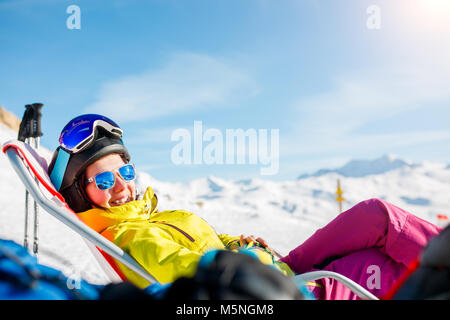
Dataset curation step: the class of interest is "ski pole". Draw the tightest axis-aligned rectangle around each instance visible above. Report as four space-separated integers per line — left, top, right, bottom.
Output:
30 103 43 256
18 105 33 251
18 103 44 256
32 136 40 255
24 171 30 250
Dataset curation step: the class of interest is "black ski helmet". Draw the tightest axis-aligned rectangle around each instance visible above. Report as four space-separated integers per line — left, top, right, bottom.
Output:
48 116 130 213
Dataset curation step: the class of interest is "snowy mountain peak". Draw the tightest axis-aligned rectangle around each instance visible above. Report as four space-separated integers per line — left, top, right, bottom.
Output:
206 176 225 192
298 154 417 179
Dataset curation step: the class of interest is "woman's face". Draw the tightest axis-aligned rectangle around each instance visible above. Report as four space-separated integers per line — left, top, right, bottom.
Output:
84 153 136 208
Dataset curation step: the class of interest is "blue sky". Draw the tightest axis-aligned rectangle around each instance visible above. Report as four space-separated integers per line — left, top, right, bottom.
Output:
1 0 450 182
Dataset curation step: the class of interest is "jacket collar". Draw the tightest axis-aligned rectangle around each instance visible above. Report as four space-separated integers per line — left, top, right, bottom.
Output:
78 187 158 233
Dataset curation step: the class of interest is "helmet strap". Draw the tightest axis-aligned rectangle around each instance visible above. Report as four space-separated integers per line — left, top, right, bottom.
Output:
49 148 71 191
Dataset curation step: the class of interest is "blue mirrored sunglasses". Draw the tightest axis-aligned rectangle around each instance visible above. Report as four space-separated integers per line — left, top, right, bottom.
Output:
59 114 123 154
86 164 136 190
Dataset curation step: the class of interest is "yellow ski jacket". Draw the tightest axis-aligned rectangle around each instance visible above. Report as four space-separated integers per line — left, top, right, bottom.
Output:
78 187 293 288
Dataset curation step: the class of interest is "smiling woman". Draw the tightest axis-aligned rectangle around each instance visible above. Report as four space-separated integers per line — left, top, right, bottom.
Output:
84 154 137 208
48 114 133 213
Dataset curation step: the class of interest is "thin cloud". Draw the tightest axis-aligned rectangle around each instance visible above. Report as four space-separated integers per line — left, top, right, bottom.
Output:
282 62 450 159
298 66 450 134
125 127 179 145
85 52 259 122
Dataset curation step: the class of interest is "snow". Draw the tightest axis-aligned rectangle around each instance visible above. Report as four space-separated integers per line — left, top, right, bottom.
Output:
0 122 449 285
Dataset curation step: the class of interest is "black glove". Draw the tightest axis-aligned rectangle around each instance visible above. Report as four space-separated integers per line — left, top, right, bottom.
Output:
163 250 305 300
394 225 450 300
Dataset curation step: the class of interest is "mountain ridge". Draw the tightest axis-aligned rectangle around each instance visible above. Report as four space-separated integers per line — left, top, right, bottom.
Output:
0 106 20 132
298 154 418 179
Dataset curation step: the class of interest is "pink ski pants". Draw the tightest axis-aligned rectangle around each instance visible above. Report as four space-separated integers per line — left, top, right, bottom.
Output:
280 198 442 300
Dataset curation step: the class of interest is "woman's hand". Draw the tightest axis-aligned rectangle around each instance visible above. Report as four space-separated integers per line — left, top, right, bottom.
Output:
239 234 283 259
239 234 267 247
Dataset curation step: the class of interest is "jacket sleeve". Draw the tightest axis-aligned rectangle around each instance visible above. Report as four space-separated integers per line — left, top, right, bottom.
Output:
218 234 241 250
112 226 204 288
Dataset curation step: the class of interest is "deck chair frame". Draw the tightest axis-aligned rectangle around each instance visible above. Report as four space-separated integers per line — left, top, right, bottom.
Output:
3 139 158 285
3 139 378 300
294 271 378 300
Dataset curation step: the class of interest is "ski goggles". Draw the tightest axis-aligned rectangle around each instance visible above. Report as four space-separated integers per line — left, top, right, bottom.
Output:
86 163 136 190
59 114 123 154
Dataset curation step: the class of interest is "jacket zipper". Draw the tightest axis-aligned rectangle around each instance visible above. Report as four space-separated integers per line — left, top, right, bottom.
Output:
151 221 195 242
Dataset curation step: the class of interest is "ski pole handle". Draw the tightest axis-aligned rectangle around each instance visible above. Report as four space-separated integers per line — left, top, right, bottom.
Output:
30 103 43 138
18 103 44 141
17 105 32 142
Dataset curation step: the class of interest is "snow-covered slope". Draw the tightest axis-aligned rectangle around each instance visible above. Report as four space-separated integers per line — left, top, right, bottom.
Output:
0 122 448 285
138 161 450 255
